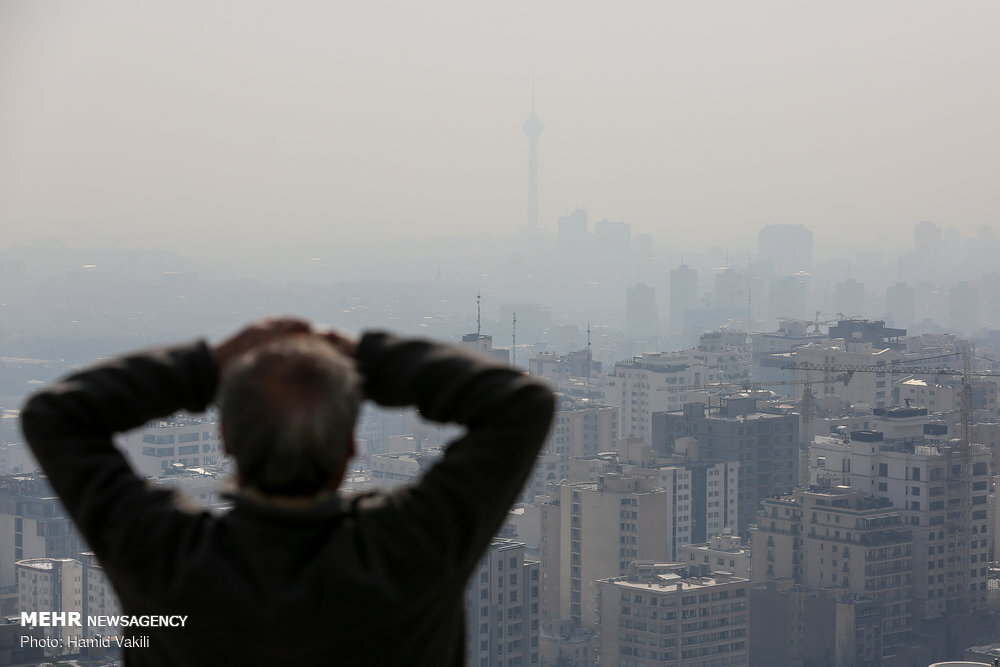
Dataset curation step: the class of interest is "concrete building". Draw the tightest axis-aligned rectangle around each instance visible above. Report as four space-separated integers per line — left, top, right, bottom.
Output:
750 579 886 667
16 558 83 656
653 395 799 536
546 396 618 481
793 340 904 409
828 319 906 352
679 530 750 578
749 486 913 655
460 333 511 365
0 441 36 476
518 397 618 502
116 413 222 477
750 319 827 385
659 461 739 545
465 538 540 667
80 552 121 640
155 466 227 506
540 474 676 629
369 448 443 490
896 378 999 419
808 412 991 620
595 561 750 667
607 354 724 445
539 618 596 667
528 349 600 382
0 474 86 592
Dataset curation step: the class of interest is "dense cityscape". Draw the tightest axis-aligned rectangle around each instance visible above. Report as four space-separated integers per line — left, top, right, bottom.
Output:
4 214 1000 665
3 3 1000 663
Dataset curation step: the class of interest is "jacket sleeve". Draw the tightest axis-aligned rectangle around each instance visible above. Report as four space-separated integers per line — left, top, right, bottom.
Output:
19 342 219 570
353 332 555 585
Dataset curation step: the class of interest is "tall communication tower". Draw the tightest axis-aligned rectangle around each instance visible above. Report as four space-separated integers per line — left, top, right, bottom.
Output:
523 74 544 230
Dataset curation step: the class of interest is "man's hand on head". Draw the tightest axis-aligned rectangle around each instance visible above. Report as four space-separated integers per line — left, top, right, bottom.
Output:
214 318 313 371
319 330 357 359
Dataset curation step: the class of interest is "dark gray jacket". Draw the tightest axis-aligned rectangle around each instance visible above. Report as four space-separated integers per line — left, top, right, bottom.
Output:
21 332 554 665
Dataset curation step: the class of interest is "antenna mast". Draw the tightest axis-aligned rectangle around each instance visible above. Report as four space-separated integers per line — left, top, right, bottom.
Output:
476 291 481 336
747 288 753 384
587 323 592 399
512 312 517 367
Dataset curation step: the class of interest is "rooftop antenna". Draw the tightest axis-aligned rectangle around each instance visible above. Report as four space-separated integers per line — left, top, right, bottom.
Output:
477 291 481 336
747 289 753 384
587 322 593 399
512 312 517 367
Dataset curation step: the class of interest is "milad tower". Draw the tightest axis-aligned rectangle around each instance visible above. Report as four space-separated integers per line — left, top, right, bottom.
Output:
522 84 544 230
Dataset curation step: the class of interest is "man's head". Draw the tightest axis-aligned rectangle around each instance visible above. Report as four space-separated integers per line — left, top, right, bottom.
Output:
218 335 362 496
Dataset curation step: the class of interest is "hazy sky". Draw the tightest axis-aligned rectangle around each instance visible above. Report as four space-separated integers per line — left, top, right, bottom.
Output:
2 1 999 261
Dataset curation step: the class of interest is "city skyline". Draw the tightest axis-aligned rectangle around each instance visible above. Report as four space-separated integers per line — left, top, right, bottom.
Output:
2 1 999 265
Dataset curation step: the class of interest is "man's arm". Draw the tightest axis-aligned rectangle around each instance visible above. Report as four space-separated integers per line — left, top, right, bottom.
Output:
20 342 220 567
352 332 555 584
19 318 311 570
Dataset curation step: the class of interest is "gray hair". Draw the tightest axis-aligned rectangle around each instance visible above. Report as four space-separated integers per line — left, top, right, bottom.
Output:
218 336 362 496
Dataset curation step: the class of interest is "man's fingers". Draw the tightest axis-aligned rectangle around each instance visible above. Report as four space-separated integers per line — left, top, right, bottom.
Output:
319 330 357 357
215 317 313 370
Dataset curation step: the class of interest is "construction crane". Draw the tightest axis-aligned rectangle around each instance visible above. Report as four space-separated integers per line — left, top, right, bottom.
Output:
655 374 849 396
784 353 994 613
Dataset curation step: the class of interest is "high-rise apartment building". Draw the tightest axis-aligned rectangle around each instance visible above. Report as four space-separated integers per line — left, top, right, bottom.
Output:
808 408 991 620
80 552 122 639
531 397 618 490
792 340 904 409
540 474 677 629
0 474 86 591
750 580 886 667
17 558 83 655
465 538 540 667
749 486 913 655
595 561 750 667
607 355 723 445
658 462 739 544
680 530 750 577
653 395 799 535
115 413 222 477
